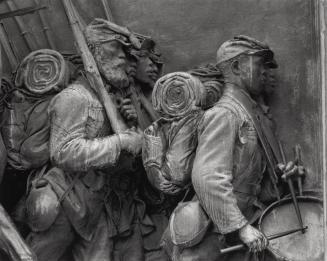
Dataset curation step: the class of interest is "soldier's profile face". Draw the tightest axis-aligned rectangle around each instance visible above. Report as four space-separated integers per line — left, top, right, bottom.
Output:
95 40 130 89
239 54 268 97
135 51 159 87
263 68 277 97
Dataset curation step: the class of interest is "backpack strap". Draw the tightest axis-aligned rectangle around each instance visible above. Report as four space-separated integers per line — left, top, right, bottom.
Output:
224 89 282 200
57 172 82 204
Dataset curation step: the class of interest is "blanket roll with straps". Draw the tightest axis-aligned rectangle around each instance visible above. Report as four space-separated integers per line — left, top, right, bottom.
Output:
152 72 205 118
15 49 69 96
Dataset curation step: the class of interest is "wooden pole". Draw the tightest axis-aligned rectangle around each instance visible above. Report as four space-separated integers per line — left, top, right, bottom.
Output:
100 0 115 22
0 23 18 69
61 0 128 133
318 1 327 260
33 0 56 49
6 0 38 51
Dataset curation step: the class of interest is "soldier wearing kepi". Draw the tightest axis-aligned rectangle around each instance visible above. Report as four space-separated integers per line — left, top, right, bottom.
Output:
127 37 163 130
134 38 163 102
124 37 174 261
162 35 305 261
25 19 152 261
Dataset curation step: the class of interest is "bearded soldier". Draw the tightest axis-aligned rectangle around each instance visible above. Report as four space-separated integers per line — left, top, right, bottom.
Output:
24 19 160 261
162 35 305 261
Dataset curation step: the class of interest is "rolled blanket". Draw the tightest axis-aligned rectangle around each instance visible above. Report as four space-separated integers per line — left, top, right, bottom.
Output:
15 49 68 96
152 72 205 118
201 80 223 109
189 63 223 109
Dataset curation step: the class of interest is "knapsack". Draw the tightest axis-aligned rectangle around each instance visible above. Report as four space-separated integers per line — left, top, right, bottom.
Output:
1 49 71 171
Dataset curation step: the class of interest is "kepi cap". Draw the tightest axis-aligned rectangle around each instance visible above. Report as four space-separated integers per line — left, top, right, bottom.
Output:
216 35 277 68
135 37 164 65
85 18 141 49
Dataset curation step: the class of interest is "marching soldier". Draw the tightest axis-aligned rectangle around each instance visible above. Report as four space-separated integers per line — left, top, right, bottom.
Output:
125 36 173 260
161 35 305 261
24 19 154 261
127 37 163 130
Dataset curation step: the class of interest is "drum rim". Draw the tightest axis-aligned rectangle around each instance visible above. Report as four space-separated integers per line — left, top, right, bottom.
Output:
258 196 323 261
258 195 322 227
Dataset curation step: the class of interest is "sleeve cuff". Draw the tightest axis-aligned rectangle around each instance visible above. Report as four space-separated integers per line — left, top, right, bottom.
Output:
216 218 248 234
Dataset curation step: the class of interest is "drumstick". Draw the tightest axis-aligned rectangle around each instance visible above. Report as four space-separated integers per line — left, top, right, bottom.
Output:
278 140 286 164
294 145 303 196
220 226 308 254
278 141 306 234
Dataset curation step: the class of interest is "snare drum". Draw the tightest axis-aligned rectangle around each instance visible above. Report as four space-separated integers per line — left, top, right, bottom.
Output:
258 196 324 261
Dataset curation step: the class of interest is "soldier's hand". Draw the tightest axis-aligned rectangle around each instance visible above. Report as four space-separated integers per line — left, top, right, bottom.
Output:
239 224 268 252
119 127 143 156
276 161 305 182
160 180 184 195
120 98 138 123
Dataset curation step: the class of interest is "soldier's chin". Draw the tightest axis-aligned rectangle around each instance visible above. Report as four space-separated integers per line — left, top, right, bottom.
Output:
103 71 130 89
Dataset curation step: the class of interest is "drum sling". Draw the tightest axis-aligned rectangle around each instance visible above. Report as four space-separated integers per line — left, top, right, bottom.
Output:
225 88 283 199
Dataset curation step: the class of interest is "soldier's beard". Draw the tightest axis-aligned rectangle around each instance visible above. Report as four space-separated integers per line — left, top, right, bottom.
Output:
98 61 130 90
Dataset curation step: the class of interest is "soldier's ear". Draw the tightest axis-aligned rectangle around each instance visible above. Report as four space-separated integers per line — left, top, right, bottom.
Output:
231 60 241 75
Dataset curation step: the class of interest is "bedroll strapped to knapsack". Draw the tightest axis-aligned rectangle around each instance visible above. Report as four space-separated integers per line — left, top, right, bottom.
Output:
1 49 71 171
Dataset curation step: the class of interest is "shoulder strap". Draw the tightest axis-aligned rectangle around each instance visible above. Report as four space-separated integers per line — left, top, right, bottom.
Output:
225 91 281 200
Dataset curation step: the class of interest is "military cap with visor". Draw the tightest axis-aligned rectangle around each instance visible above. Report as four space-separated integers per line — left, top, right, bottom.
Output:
84 18 141 49
216 35 277 68
129 36 164 67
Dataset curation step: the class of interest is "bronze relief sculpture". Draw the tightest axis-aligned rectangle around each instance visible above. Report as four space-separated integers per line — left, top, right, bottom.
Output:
0 1 323 260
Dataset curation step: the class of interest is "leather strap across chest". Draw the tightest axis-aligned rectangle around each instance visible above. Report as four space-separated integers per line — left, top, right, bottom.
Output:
224 89 282 199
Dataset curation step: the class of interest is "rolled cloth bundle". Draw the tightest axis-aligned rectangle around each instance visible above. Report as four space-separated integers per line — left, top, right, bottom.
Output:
152 72 205 118
15 49 68 96
189 63 224 109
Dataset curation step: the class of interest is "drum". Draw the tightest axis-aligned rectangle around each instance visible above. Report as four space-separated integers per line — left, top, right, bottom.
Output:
258 196 324 261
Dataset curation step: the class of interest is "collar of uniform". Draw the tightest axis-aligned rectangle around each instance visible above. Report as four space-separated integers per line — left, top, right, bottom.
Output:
223 83 258 109
223 84 272 116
